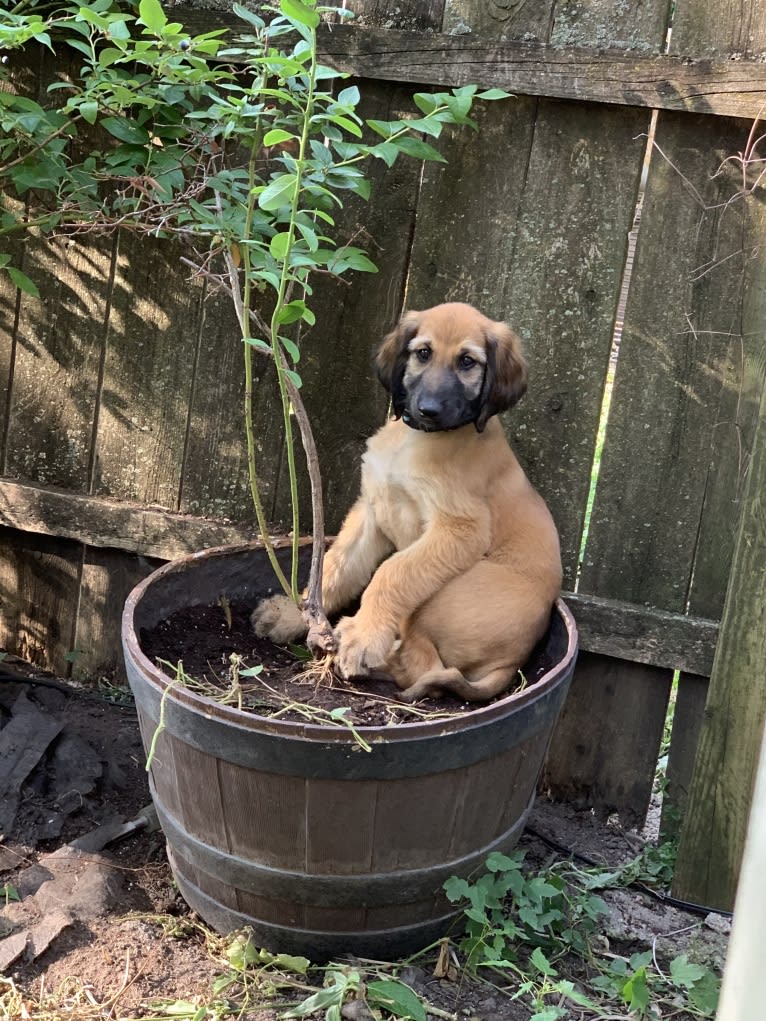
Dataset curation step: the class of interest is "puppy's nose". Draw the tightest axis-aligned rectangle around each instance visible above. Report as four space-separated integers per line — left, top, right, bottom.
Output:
417 397 442 419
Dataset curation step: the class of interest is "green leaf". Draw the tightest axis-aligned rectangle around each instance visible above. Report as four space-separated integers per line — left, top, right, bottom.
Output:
243 336 272 355
278 333 301 361
367 980 426 1021
263 128 294 146
622 967 651 1013
6 267 40 297
282 366 302 389
392 135 447 162
280 0 320 29
101 117 150 144
232 2 266 29
669 954 707 989
412 92 440 115
365 140 400 167
687 968 721 1016
269 232 293 260
239 665 264 677
1 884 20 903
337 85 360 107
529 1008 567 1021
258 173 298 211
477 88 513 100
138 0 167 33
530 947 556 977
78 100 100 124
329 247 377 274
271 953 310 974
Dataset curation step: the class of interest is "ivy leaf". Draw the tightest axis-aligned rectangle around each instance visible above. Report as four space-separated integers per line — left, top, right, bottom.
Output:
622 967 651 1013
669 954 707 989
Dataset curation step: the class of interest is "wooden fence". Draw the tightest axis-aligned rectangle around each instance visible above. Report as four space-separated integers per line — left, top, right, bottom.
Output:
1 0 765 913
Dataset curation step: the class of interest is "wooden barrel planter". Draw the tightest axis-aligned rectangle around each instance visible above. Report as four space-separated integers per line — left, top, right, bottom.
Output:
122 542 578 960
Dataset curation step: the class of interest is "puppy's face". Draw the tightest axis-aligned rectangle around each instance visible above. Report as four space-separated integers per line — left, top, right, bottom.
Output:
376 303 528 433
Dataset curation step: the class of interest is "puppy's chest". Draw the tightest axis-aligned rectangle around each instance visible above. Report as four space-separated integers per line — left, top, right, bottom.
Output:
361 444 426 550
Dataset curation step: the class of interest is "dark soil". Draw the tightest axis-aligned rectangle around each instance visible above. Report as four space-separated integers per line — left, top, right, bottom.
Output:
138 600 556 727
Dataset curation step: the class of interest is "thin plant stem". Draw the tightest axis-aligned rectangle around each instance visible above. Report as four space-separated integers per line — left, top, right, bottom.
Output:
268 26 322 602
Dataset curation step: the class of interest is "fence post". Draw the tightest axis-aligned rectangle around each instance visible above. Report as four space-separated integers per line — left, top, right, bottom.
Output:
672 373 766 910
715 714 766 1020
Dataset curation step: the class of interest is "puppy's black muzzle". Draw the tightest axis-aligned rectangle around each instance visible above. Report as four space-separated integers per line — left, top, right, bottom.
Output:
403 372 484 432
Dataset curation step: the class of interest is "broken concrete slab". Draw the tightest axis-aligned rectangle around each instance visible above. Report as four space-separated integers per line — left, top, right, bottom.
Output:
3 847 124 928
0 909 73 972
0 690 64 832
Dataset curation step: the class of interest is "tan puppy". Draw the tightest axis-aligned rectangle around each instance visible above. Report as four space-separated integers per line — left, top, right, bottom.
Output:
252 302 562 702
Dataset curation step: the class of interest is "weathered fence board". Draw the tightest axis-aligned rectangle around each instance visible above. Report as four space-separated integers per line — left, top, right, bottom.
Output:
542 652 671 829
5 236 114 492
669 0 766 59
71 546 159 682
0 526 81 671
91 238 202 508
316 25 766 118
661 672 709 838
673 370 766 909
177 284 255 524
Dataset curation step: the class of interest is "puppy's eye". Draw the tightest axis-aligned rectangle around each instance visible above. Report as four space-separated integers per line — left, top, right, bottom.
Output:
458 353 476 370
414 347 431 363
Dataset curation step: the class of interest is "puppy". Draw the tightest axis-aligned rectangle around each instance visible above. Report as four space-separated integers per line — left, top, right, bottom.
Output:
252 302 562 702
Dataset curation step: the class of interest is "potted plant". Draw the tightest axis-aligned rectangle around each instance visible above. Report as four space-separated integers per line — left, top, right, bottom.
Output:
1 0 578 958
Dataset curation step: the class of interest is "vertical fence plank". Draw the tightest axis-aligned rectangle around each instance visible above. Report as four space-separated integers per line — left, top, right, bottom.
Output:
0 525 81 670
570 111 766 826
661 672 708 838
669 0 766 58
542 652 672 827
4 236 115 491
92 238 201 509
673 370 766 909
178 285 276 528
72 547 159 683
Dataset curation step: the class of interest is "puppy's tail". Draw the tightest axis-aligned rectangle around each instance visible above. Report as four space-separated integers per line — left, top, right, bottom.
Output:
399 665 518 704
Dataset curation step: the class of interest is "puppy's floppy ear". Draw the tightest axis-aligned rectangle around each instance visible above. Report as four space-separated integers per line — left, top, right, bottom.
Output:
375 311 421 418
475 323 528 432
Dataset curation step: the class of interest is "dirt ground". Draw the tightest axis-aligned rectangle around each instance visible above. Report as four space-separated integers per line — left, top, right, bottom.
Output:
0 659 731 1020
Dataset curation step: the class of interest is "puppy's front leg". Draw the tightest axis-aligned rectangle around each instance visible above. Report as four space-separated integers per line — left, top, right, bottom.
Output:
252 498 392 643
335 509 489 678
321 498 393 616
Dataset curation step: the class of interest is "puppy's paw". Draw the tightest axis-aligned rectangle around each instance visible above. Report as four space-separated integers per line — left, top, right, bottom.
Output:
250 594 306 644
334 614 396 679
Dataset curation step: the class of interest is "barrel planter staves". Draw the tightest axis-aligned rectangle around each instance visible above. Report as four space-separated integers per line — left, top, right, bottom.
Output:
122 542 578 960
